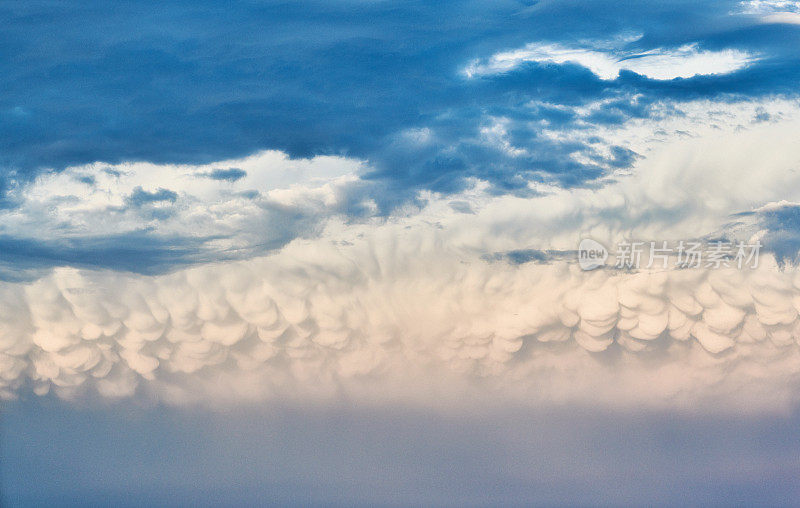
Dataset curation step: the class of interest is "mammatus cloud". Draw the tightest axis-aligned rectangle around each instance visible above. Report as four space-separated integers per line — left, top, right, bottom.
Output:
464 40 757 80
2 98 800 410
1 239 800 412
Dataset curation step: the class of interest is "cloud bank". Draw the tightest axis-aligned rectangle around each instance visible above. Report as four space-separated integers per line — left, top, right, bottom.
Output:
2 237 800 412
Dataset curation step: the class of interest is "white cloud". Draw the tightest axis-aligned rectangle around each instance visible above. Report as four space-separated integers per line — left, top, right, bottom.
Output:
464 41 756 80
761 11 800 23
0 150 369 256
742 0 800 13
740 0 800 23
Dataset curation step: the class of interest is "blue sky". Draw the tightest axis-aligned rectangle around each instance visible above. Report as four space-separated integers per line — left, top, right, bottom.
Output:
4 0 800 505
2 0 800 274
2 1 796 184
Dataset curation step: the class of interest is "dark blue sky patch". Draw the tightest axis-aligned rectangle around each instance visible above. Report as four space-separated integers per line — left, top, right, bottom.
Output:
126 186 178 207
0 204 323 279
485 248 574 265
201 167 247 182
75 174 97 186
0 232 212 281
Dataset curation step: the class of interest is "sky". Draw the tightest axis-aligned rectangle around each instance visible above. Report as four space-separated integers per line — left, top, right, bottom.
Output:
3 0 800 505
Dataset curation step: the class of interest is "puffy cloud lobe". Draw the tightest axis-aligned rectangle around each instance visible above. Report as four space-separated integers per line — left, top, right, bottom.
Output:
2 234 800 411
